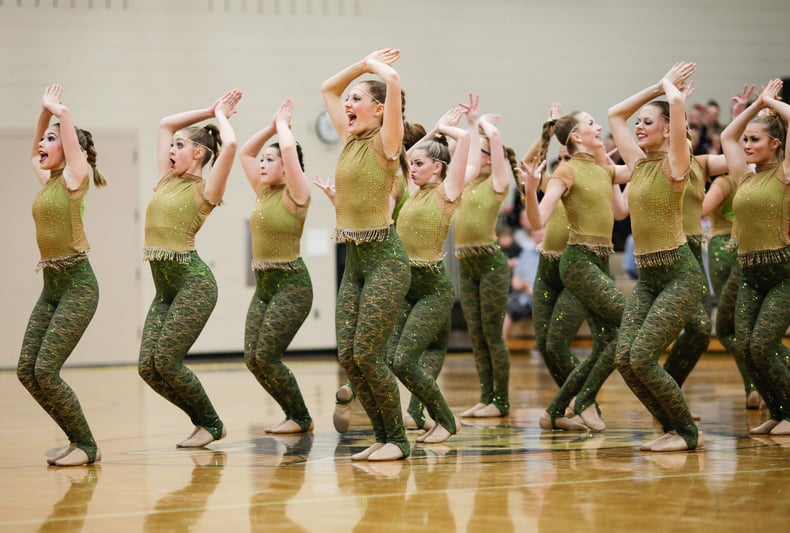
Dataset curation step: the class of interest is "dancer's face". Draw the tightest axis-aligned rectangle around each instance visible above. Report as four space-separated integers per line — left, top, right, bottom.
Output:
259 146 285 185
409 148 442 187
570 112 604 151
37 126 65 171
344 84 383 135
634 106 669 151
168 131 203 175
742 123 781 166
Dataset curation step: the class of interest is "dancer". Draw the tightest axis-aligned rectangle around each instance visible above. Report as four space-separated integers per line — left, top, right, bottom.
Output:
455 111 515 419
701 85 760 408
239 98 313 434
19 84 106 466
522 108 630 432
720 78 790 435
314 119 426 434
138 89 242 448
321 48 411 461
519 105 588 391
609 62 705 451
387 105 472 443
662 110 732 394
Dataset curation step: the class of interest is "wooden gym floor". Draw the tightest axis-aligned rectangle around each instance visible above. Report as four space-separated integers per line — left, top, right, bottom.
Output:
0 348 787 532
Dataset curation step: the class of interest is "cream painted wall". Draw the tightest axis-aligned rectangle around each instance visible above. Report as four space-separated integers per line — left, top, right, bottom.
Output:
1 0 789 367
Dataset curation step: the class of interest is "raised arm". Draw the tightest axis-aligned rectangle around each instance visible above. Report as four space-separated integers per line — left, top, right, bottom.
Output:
479 114 510 193
759 79 790 176
608 62 695 169
721 79 782 181
662 74 694 179
406 106 463 160
31 91 54 186
157 92 231 178
37 85 90 190
321 48 401 144
460 93 482 185
520 156 561 230
203 89 242 205
239 111 276 193
275 99 310 205
440 124 471 202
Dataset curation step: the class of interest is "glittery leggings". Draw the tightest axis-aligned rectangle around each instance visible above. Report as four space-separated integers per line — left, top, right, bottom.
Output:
532 255 586 388
138 253 224 440
18 258 99 462
245 259 313 431
388 264 456 433
736 258 790 423
708 235 756 394
459 250 511 414
663 238 712 388
545 245 624 418
615 244 703 448
337 229 411 457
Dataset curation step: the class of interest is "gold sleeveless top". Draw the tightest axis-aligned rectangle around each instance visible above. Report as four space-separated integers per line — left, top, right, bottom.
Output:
733 163 790 266
709 174 735 237
628 152 688 267
250 184 309 270
454 174 508 257
551 153 615 255
144 171 214 263
397 182 459 265
333 128 400 243
32 168 90 270
538 199 570 260
681 155 709 244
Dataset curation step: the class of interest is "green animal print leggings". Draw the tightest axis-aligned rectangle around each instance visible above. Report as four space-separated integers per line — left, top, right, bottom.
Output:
18 258 99 463
245 259 313 431
337 229 411 457
663 238 712 388
708 235 756 395
545 245 625 420
459 249 511 415
532 255 586 388
736 257 790 424
616 244 704 449
138 252 224 440
387 264 456 434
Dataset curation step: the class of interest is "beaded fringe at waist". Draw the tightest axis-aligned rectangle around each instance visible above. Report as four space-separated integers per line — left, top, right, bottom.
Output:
143 247 194 264
36 251 87 272
455 243 500 259
634 247 681 268
738 245 790 268
537 244 563 261
251 259 302 272
409 258 444 272
334 226 390 244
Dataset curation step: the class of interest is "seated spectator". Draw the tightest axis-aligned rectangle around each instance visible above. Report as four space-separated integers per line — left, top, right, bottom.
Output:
503 214 542 338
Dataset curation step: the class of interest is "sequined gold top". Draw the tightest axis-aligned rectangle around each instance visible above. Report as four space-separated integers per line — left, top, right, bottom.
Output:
454 174 508 256
31 168 90 269
333 128 400 243
250 184 309 270
551 153 615 254
733 162 790 266
681 155 710 242
709 174 735 237
144 171 214 262
397 182 459 264
628 152 688 267
537 199 570 260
